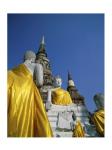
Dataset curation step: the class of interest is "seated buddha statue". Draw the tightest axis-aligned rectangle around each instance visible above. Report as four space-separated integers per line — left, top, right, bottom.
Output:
47 76 73 106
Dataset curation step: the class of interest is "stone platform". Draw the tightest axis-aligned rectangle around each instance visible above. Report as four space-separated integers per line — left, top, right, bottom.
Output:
46 103 91 137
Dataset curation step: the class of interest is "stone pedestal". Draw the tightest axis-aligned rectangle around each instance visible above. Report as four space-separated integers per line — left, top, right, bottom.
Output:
46 103 97 137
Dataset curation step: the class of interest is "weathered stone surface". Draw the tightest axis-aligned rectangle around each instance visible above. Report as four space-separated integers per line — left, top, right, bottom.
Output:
57 111 73 130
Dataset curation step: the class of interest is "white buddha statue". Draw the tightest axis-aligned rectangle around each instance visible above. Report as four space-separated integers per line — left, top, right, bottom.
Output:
8 50 53 137
24 50 43 87
47 76 73 106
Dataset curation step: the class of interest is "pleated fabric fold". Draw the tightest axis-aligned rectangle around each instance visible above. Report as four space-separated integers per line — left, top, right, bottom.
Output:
92 109 104 136
73 120 85 137
52 88 72 105
8 64 53 137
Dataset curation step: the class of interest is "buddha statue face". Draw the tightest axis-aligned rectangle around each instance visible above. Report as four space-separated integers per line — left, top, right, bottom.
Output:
54 76 62 87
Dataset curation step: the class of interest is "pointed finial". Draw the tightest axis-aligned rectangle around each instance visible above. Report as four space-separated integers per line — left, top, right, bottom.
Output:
68 71 72 81
41 35 45 44
37 35 47 56
68 71 75 86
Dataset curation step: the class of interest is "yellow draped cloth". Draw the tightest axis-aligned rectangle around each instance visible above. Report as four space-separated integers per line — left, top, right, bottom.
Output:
73 121 85 137
92 109 104 136
52 88 72 105
8 64 53 137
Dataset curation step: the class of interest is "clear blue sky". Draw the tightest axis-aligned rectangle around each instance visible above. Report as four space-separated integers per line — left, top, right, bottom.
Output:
8 14 104 112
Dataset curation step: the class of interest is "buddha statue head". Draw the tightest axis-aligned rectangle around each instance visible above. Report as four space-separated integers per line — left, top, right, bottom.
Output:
94 93 104 110
53 75 62 87
24 50 36 63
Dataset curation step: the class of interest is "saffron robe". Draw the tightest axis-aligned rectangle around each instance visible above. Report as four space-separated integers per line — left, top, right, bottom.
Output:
92 109 104 136
52 88 72 105
73 121 85 137
8 64 53 137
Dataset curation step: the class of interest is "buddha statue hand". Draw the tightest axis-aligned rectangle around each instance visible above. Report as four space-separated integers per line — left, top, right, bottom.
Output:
45 101 52 111
45 89 52 110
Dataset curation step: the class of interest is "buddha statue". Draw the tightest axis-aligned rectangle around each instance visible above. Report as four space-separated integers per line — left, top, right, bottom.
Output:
92 93 104 136
47 76 73 106
94 93 104 110
8 50 53 137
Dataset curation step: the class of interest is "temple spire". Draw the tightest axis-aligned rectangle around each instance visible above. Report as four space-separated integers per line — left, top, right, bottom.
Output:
37 36 47 56
68 71 75 87
41 35 45 45
36 36 53 88
68 71 73 81
67 72 85 105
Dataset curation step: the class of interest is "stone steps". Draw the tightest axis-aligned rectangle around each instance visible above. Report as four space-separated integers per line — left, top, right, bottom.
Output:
47 111 58 129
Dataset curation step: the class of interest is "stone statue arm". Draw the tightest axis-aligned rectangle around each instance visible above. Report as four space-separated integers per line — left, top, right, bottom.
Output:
47 88 57 102
34 63 43 87
46 89 53 110
46 88 57 110
47 89 52 102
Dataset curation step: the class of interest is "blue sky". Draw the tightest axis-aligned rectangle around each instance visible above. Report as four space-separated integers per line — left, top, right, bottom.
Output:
8 14 104 112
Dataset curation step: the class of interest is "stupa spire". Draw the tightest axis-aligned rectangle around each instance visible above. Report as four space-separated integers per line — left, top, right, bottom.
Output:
36 36 53 89
37 35 46 54
41 35 45 44
67 72 84 105
68 71 75 87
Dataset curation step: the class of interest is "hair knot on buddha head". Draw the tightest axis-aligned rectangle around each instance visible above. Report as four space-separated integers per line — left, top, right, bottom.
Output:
24 50 36 63
53 75 62 87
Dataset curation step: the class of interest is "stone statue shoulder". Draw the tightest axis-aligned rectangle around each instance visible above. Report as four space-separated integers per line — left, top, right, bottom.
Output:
24 60 35 75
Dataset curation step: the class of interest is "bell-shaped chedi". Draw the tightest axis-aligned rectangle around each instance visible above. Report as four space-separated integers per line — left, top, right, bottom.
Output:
67 72 85 105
